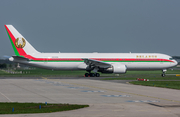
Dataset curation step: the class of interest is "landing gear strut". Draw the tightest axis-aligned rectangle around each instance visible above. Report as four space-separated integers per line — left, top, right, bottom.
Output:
161 73 165 77
161 69 167 77
84 73 100 77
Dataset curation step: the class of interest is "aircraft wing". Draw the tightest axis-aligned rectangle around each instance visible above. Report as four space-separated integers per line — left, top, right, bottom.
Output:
83 58 111 68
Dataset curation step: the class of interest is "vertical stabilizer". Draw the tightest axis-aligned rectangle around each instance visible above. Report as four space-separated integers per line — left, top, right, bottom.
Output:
5 25 39 56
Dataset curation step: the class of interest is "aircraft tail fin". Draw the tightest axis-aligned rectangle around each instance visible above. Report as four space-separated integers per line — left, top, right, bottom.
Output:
5 25 40 56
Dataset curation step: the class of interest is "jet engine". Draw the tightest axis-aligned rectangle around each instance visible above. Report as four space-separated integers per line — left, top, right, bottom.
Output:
99 63 127 74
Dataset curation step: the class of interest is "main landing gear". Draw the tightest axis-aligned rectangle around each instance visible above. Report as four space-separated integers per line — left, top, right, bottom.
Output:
161 69 167 77
84 73 100 77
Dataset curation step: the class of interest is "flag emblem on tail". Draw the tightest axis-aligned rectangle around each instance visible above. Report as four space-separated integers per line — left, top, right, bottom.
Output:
15 37 26 48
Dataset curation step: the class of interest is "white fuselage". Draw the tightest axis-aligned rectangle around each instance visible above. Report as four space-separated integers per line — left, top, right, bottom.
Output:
16 53 177 71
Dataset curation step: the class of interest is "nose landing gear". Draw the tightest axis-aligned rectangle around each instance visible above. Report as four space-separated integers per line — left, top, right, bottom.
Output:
161 69 167 77
161 73 165 77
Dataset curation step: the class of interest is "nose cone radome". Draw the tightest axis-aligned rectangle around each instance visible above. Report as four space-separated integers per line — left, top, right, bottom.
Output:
173 60 178 66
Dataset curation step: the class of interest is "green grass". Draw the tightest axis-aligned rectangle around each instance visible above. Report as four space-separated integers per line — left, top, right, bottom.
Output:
0 70 8 74
129 81 180 90
1 68 180 79
0 68 118 77
102 70 180 80
0 102 89 114
0 68 86 77
102 76 180 80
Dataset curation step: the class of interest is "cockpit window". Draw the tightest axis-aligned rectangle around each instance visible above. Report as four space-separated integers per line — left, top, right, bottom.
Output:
169 58 173 60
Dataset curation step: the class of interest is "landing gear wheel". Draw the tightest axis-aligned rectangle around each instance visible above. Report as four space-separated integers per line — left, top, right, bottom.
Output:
95 73 100 77
161 73 165 77
85 73 89 77
85 72 100 77
90 73 95 77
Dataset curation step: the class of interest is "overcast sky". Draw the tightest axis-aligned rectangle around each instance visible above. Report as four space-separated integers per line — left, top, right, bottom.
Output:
0 0 180 57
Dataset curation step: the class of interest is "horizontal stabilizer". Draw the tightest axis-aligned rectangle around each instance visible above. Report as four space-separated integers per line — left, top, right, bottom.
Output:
10 56 30 61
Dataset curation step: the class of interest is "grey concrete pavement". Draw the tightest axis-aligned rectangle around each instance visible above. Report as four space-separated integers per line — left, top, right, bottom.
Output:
0 77 179 117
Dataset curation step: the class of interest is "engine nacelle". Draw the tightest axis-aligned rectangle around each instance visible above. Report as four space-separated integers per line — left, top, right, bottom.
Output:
9 57 14 61
112 63 127 74
100 63 127 74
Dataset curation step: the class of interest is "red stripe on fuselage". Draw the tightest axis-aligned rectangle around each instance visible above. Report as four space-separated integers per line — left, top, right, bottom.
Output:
23 56 173 63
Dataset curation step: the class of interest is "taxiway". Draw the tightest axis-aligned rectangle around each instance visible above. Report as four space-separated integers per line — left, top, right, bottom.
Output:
0 77 179 117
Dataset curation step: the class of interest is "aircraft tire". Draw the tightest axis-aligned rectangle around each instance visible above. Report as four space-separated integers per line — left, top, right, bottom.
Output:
90 73 95 77
85 73 89 77
95 73 100 77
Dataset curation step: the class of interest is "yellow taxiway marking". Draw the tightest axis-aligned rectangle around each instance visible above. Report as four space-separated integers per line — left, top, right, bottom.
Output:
42 77 47 79
41 77 180 103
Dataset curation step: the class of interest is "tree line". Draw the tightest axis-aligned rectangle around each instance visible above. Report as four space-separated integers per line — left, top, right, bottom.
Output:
0 64 7 68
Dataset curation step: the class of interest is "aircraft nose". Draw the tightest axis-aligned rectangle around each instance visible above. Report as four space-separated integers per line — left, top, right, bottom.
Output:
174 60 178 66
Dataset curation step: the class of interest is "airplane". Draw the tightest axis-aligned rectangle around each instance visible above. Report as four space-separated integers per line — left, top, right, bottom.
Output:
5 25 178 77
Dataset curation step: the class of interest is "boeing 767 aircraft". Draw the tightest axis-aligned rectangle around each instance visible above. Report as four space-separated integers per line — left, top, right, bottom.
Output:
5 25 178 77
